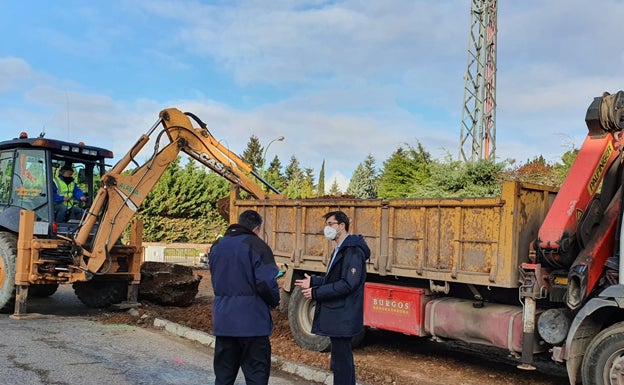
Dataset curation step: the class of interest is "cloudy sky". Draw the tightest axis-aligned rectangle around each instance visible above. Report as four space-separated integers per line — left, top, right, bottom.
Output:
1 1 623 190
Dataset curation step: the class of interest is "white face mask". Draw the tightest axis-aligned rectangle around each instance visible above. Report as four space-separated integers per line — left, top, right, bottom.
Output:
324 225 338 240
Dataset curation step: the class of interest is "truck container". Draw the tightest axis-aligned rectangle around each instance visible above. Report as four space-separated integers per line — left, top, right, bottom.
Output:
232 181 554 290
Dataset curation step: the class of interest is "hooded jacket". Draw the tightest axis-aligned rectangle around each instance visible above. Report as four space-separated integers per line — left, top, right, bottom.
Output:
310 234 371 337
209 224 280 337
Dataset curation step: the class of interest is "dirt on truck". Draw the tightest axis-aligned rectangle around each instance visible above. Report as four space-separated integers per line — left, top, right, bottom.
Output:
229 91 624 385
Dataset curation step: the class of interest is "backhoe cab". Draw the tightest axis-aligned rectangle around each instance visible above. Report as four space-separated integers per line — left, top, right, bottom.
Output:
0 134 111 234
0 109 278 315
0 134 113 312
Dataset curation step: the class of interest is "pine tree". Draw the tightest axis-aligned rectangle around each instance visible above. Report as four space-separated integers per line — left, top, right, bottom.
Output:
328 178 341 195
377 147 417 198
300 167 315 198
242 135 263 170
284 155 304 198
347 153 378 198
265 155 285 192
377 143 431 199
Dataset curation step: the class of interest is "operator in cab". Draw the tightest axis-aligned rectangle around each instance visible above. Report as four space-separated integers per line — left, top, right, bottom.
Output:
53 164 86 222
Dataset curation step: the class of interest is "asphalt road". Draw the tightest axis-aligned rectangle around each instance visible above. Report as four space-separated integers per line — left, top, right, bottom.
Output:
0 285 318 385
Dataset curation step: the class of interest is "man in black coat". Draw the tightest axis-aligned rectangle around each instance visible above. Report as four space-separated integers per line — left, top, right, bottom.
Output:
295 210 370 385
209 209 280 385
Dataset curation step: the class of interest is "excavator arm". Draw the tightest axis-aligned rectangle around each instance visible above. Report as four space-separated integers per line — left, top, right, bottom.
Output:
73 108 280 274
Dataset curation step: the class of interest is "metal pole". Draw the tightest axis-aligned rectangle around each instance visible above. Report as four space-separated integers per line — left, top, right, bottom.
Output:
262 136 285 168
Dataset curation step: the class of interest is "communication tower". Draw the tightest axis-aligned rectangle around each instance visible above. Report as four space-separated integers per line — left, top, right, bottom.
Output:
458 0 498 161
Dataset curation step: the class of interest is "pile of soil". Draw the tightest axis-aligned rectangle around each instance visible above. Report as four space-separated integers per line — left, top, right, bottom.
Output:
97 270 568 385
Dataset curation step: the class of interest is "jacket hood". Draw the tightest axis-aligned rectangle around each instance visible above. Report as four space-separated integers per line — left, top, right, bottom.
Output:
342 234 371 261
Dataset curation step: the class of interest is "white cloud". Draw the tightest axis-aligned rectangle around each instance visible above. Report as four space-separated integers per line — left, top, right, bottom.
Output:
326 170 349 193
0 57 50 93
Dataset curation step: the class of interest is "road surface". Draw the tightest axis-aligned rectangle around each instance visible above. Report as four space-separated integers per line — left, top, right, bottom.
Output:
0 286 317 385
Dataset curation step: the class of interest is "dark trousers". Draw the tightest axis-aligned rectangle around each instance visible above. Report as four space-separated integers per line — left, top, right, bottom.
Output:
330 337 355 385
54 203 83 222
214 336 271 385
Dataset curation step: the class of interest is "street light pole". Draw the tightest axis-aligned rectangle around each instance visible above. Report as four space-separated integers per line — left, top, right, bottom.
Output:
262 136 285 169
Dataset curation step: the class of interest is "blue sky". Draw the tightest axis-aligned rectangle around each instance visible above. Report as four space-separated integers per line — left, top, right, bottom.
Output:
2 1 624 190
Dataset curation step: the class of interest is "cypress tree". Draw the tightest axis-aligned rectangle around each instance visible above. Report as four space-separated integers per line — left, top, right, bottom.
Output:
318 160 325 196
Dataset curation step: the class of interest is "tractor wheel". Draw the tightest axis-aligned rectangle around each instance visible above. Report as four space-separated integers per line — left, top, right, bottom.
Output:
0 232 17 313
28 284 59 298
582 321 624 385
288 286 331 352
73 280 127 308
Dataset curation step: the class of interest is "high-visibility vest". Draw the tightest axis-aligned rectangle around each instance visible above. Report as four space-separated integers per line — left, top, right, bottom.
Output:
54 176 77 209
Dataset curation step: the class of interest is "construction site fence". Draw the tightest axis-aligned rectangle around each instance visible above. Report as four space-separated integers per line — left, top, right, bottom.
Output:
143 242 211 267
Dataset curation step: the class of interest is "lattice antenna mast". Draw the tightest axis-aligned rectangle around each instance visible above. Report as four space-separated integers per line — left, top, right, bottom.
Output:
458 0 497 162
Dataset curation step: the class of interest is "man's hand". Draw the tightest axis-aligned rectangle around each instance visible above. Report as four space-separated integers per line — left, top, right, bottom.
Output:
80 196 87 202
64 197 71 202
294 273 311 289
295 273 313 299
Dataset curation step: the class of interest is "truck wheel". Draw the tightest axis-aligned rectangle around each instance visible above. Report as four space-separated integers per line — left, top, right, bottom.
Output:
582 321 624 385
0 233 17 313
73 281 127 308
28 284 59 298
278 288 291 313
288 286 331 352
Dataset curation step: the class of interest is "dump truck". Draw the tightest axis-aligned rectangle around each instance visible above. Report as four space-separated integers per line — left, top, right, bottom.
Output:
0 108 280 315
228 91 624 385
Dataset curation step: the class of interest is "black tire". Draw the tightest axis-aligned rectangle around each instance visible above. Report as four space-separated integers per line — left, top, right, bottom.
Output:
28 284 59 298
287 286 367 351
0 232 17 313
582 321 624 384
288 286 331 352
73 280 127 308
278 288 291 313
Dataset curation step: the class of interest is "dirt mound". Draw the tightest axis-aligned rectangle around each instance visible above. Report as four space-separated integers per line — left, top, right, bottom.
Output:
139 262 202 307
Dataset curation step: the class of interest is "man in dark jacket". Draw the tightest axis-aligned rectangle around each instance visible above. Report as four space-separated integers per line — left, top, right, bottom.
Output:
209 210 280 385
295 210 371 385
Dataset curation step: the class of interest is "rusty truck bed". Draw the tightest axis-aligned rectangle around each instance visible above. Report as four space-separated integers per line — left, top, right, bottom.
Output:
230 181 557 288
